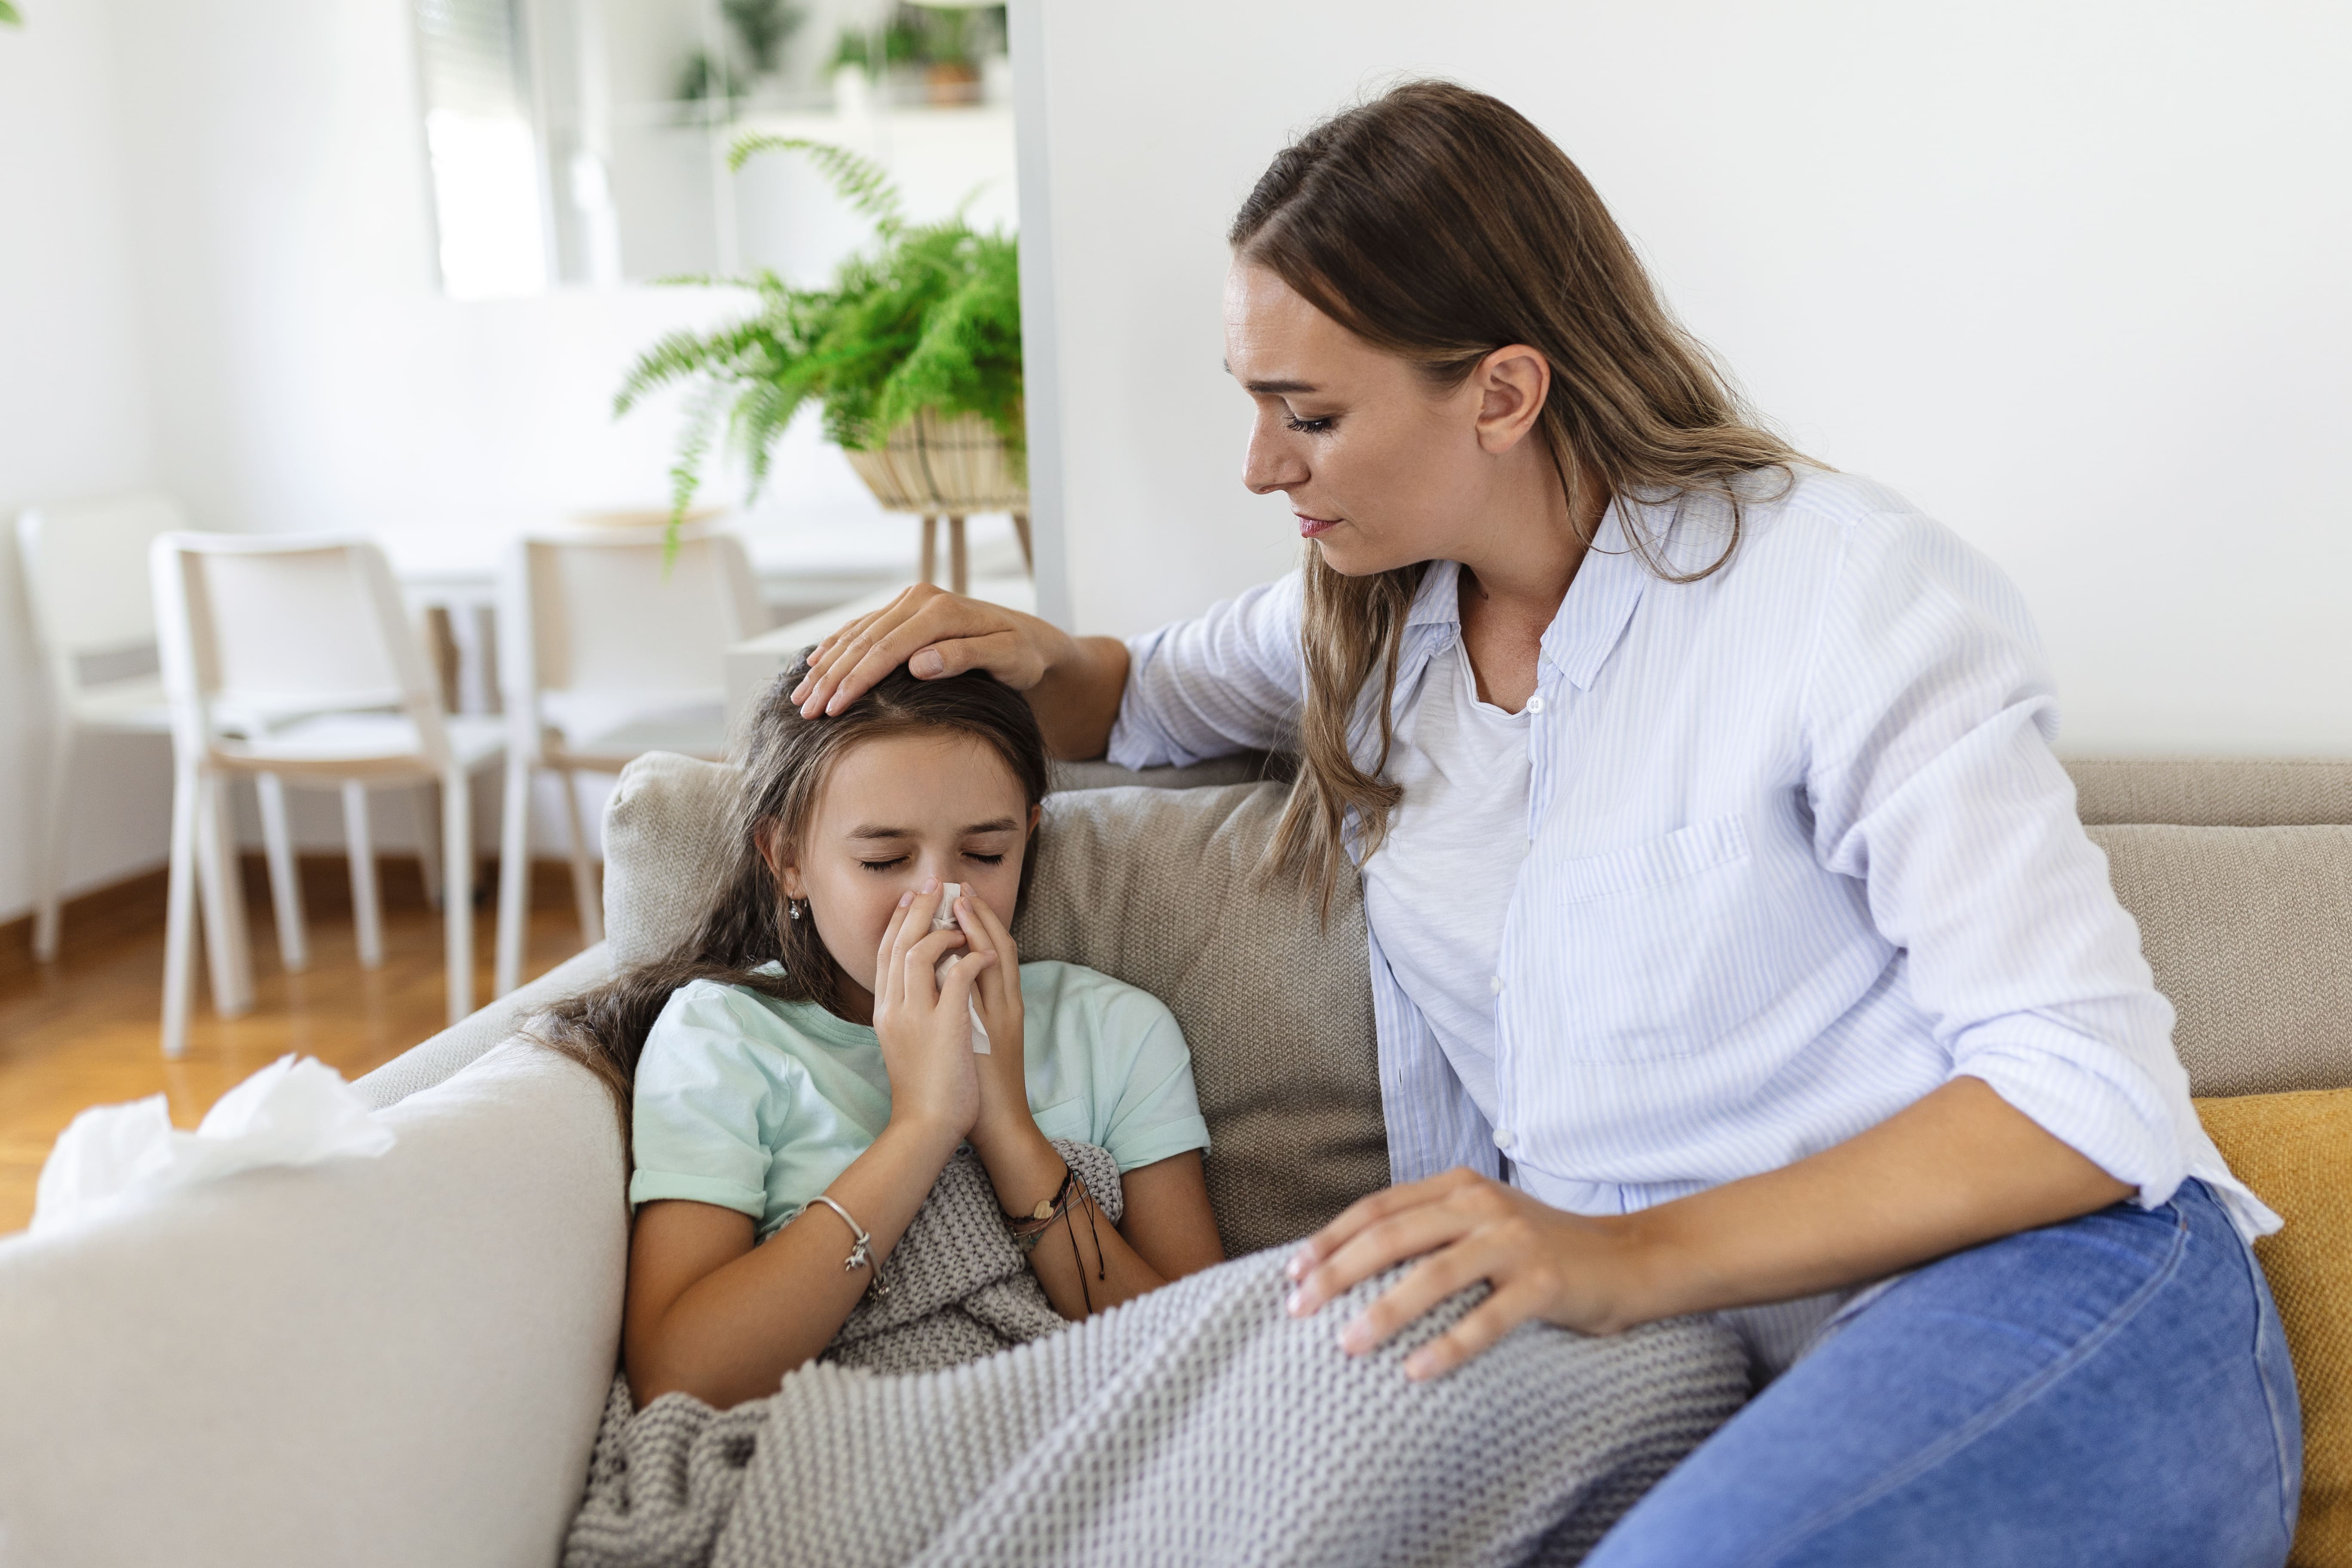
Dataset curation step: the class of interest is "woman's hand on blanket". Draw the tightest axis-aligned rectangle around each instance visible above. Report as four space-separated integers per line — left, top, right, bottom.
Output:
872 880 992 1139
1283 1168 1654 1381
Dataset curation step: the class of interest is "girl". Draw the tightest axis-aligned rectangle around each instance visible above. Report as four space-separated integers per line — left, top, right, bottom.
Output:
540 659 1225 1410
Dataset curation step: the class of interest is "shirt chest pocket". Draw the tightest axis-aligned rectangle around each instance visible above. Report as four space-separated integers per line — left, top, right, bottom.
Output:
1536 813 1785 1061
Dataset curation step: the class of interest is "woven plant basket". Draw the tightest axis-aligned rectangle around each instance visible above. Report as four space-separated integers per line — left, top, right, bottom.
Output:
841 408 1027 514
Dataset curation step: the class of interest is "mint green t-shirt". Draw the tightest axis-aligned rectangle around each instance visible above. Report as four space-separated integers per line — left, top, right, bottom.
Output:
629 959 1211 1240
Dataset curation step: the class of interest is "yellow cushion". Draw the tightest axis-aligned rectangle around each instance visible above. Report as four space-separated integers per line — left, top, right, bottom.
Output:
2198 1088 2352 1568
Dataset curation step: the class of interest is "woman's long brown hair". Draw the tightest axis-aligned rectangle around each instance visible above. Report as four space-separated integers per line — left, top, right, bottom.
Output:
1232 80 1804 913
534 659 1050 1133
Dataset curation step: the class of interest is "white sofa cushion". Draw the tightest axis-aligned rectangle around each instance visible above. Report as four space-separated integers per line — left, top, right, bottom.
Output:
0 1040 626 1568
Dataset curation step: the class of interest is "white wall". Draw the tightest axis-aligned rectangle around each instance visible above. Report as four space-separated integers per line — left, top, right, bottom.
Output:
1016 0 2352 755
0 0 174 921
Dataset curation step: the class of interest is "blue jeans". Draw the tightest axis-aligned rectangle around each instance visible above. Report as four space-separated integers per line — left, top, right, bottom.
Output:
1584 1181 2302 1567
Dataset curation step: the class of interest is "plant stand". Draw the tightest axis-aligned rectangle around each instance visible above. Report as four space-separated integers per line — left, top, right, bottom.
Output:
842 410 1029 596
914 512 1031 595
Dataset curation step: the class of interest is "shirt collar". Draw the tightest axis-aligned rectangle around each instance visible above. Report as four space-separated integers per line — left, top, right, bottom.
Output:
1540 500 1649 691
1397 504 1650 691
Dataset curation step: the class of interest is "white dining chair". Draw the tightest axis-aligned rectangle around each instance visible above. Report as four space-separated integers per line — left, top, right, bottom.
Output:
150 532 514 1055
14 494 301 988
493 525 763 996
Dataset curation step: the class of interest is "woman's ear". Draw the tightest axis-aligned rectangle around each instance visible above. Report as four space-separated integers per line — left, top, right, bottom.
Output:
1472 343 1551 455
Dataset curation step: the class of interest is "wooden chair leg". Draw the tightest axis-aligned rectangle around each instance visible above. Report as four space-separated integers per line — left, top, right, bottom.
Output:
948 514 968 595
493 750 531 998
411 786 444 912
919 514 938 586
1011 511 1032 573
160 759 203 1057
557 767 603 946
256 772 309 973
30 715 75 962
343 780 383 969
442 767 474 1026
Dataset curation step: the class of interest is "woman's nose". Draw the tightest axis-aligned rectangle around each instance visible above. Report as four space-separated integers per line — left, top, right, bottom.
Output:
1243 422 1307 496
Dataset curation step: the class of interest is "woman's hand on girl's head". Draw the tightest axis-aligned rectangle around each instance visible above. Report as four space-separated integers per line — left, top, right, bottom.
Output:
793 584 1066 718
871 880 991 1140
1281 1168 1658 1382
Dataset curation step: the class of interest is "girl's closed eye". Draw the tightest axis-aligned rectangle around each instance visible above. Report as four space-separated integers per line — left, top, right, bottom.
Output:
1284 413 1335 435
858 856 909 873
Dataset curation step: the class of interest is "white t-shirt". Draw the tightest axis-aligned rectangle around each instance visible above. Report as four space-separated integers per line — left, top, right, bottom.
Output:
1357 638 1532 1126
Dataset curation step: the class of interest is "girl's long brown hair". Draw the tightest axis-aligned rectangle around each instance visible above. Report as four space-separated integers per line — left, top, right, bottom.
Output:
1233 80 1804 912
535 659 1050 1132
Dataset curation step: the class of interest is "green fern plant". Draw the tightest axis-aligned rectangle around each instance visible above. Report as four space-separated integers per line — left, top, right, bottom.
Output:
617 136 1023 535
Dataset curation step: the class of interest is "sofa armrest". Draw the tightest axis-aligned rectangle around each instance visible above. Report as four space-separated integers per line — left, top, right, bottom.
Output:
355 943 612 1112
0 1040 627 1568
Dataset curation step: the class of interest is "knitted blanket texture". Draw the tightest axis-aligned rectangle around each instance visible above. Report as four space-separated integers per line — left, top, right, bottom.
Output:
565 1143 1747 1568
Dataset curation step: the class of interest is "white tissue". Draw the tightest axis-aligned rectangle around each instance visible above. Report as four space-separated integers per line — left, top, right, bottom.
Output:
932 882 993 1055
31 1054 396 1237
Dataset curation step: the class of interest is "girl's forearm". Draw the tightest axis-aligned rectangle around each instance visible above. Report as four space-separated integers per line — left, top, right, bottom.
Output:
631 1118 961 1408
970 1118 1168 1319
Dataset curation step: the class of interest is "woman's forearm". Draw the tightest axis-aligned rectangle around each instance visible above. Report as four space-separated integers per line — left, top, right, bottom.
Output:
1027 634 1130 761
1290 1076 2135 1381
1615 1076 2132 1326
629 1118 961 1409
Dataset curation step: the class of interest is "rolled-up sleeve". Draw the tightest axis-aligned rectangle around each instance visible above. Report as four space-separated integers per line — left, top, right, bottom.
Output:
1800 514 2194 1210
1106 572 1309 769
630 988 780 1220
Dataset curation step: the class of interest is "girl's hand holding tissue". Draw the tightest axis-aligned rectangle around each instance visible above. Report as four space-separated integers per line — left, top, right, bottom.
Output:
943 888 1030 1145
871 879 989 1140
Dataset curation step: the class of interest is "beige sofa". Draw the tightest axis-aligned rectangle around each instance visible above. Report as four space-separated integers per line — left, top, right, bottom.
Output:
0 754 2344 1568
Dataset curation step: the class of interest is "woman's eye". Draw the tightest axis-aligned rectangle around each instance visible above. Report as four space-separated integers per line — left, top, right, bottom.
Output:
965 852 1006 867
1284 414 1334 435
858 857 907 873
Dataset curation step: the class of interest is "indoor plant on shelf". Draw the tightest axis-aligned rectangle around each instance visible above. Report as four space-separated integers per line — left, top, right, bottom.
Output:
616 136 1025 590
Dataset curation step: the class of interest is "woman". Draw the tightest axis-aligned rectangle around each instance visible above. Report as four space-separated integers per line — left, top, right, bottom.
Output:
792 82 2299 1565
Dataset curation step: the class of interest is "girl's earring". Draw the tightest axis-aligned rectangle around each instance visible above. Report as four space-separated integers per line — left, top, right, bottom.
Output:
788 899 803 922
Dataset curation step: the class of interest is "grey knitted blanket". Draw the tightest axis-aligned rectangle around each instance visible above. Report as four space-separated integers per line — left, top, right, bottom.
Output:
567 1144 1747 1568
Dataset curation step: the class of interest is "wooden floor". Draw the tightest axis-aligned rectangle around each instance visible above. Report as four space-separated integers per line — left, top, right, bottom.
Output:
0 858 588 1236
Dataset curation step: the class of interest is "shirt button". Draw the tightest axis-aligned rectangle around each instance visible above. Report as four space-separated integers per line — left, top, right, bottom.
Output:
1492 1127 1515 1150
1525 695 1546 714
1489 975 1504 995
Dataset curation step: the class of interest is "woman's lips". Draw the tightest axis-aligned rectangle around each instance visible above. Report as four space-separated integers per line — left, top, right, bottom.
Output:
1296 513 1341 539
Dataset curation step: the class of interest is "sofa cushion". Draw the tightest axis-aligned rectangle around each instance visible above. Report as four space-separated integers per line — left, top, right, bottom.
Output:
1015 784 1388 1257
602 750 741 968
2196 1088 2352 1568
0 1041 627 1568
2088 824 2352 1097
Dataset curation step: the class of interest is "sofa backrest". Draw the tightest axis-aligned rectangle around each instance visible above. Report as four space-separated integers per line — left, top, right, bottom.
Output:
600 752 2352 1243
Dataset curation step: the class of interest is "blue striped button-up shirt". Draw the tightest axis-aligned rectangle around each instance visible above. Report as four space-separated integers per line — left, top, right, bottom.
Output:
1107 468 2271 1246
